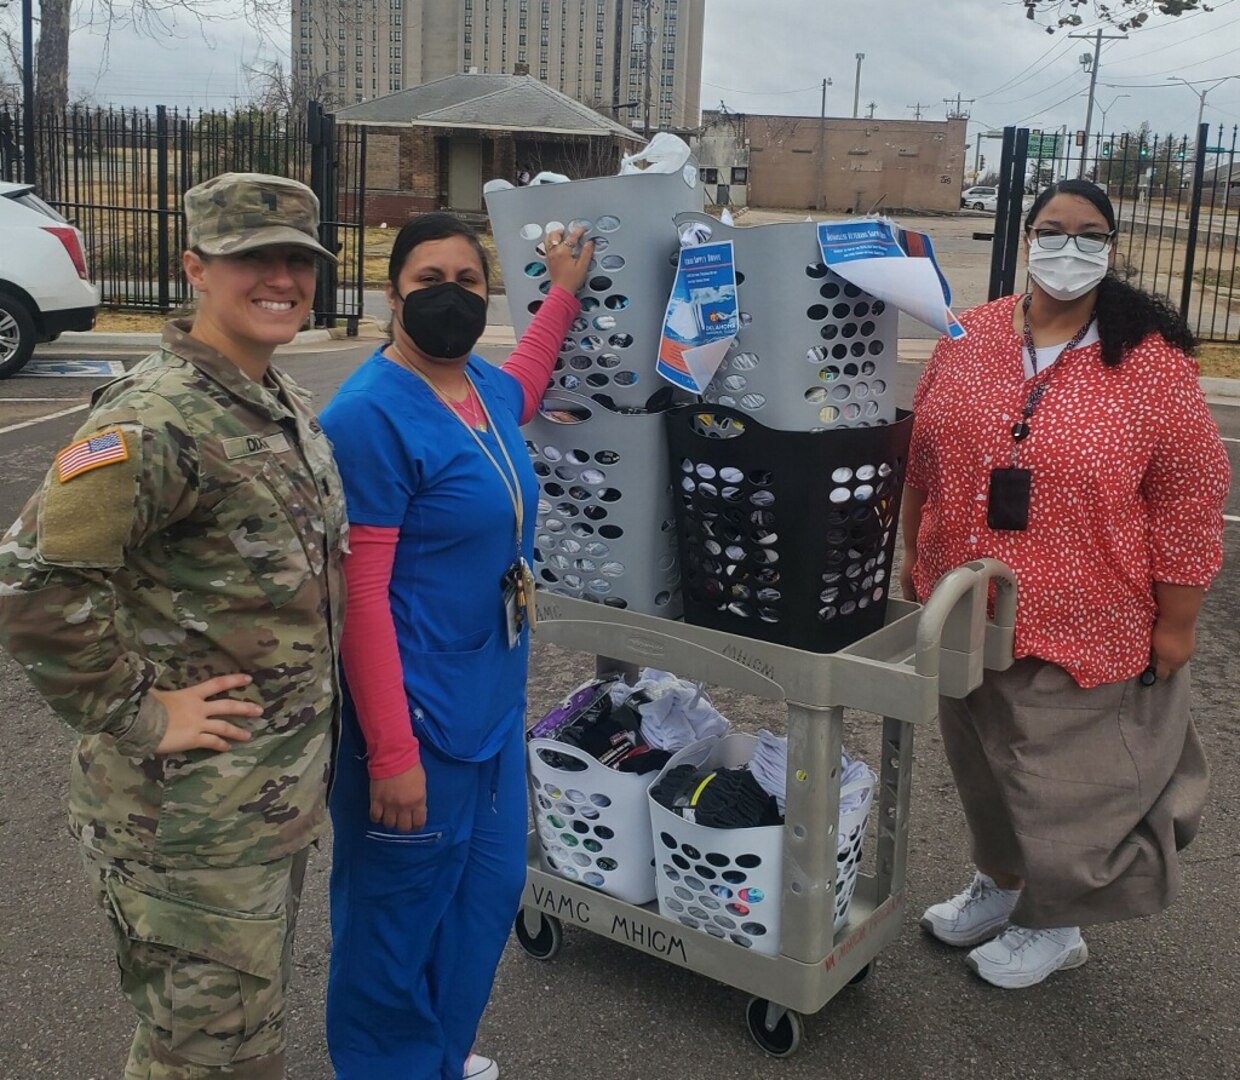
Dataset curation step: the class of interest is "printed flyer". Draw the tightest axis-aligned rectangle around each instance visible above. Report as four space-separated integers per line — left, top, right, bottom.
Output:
817 220 966 340
657 239 739 393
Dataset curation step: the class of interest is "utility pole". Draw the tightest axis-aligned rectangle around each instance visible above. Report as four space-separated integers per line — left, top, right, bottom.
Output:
944 93 974 120
641 1 654 139
852 53 865 118
907 102 931 121
21 0 33 184
1070 28 1126 178
866 101 876 120
816 76 833 212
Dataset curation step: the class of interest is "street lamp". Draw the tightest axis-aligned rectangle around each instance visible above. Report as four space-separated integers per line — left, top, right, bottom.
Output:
853 53 865 119
1168 75 1239 140
1094 93 1129 134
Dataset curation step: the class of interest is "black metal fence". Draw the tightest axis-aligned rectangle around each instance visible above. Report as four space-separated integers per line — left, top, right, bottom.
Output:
0 101 367 327
990 123 1240 343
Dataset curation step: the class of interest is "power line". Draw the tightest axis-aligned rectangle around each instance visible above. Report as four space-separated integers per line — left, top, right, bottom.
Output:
974 37 1073 99
1100 41 1240 82
701 80 820 96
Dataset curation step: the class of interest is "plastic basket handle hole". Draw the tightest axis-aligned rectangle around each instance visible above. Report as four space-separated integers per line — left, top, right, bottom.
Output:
791 824 807 840
795 769 808 783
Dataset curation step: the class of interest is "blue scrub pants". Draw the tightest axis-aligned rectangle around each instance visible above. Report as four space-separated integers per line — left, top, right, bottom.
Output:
326 707 527 1079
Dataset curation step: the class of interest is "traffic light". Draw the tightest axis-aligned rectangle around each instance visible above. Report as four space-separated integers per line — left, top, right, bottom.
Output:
1139 144 1149 157
1120 133 1129 150
1101 143 1111 158
1075 130 1085 147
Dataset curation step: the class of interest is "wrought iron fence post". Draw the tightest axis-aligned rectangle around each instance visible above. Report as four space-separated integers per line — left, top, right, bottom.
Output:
989 127 1029 301
156 105 171 313
1180 122 1209 322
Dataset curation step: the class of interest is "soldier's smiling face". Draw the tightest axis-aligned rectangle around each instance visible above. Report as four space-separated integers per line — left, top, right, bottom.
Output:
184 244 317 358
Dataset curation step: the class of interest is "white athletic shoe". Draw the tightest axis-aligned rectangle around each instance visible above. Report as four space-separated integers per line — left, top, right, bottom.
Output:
966 924 1089 989
920 871 1019 947
464 1053 500 1080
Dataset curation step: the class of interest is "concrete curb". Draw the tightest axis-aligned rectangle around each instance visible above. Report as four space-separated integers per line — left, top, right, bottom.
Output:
34 330 1240 401
47 328 337 350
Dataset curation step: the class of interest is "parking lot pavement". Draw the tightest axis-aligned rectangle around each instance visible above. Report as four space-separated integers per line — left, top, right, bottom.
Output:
1 344 1237 1079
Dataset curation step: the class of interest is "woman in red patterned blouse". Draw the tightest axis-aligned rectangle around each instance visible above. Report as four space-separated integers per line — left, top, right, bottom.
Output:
902 180 1230 990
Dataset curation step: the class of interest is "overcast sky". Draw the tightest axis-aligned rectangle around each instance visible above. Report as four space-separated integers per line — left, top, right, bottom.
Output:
32 0 1240 143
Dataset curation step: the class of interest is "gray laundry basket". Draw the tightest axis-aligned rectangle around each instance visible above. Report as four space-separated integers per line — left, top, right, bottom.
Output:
524 388 682 618
673 212 900 432
487 168 703 409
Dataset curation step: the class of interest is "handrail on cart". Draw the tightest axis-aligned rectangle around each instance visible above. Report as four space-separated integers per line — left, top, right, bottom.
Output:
914 558 1016 682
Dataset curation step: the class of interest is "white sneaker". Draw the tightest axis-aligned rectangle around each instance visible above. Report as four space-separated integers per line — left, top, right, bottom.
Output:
966 925 1089 989
464 1053 500 1080
920 872 1019 947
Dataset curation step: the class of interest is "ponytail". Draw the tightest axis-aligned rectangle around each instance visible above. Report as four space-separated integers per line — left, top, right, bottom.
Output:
1094 272 1196 367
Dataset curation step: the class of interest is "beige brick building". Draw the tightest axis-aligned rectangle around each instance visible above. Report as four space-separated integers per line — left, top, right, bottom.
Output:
294 0 705 131
694 110 969 214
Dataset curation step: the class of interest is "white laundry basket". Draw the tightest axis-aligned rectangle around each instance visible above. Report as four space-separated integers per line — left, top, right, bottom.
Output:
528 738 658 905
648 733 874 957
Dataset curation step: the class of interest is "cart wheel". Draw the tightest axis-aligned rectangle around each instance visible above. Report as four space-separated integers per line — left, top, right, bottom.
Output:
745 997 803 1058
514 910 562 960
848 961 875 986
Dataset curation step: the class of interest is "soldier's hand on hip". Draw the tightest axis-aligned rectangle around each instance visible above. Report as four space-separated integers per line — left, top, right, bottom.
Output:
370 760 428 833
149 674 260 754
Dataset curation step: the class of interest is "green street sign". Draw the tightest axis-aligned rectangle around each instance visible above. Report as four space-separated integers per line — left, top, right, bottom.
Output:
1204 146 1228 153
1027 134 1060 158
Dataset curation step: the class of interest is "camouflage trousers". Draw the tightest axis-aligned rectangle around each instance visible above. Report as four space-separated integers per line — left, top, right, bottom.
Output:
80 845 309 1079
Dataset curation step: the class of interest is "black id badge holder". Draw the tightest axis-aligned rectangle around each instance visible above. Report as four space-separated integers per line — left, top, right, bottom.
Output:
987 467 1031 531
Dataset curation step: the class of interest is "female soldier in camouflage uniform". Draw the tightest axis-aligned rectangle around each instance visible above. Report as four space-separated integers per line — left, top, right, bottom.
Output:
0 173 346 1078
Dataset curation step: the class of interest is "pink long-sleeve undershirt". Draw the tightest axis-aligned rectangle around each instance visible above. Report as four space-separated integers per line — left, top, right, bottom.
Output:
339 285 579 779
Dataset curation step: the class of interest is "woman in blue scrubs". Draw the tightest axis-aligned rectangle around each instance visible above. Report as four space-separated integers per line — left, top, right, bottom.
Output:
321 213 590 1079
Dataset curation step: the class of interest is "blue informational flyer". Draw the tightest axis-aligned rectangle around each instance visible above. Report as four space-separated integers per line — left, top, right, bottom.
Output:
658 240 739 393
817 220 966 340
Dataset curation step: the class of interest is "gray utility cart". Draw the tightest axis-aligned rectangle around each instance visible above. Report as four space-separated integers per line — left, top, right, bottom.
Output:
515 559 1017 1057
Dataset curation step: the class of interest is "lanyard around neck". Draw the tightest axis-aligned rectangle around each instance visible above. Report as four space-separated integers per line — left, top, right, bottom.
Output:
394 349 525 550
1010 294 1094 464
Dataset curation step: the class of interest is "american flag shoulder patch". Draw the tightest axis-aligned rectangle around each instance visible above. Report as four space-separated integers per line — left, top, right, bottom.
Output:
55 427 130 483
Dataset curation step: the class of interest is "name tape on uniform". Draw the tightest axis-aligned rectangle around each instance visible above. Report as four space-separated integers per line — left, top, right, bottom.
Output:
221 432 292 460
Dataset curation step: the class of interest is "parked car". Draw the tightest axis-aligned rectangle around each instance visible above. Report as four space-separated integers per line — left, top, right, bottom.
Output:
0 182 99 377
961 186 999 212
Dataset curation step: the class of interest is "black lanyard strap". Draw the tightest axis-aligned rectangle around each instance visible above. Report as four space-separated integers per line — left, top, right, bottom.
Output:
1011 294 1094 451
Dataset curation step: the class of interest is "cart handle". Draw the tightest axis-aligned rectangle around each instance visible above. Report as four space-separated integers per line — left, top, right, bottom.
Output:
914 559 1016 679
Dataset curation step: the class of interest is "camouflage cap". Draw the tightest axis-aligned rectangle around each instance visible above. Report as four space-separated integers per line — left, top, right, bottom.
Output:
184 172 337 264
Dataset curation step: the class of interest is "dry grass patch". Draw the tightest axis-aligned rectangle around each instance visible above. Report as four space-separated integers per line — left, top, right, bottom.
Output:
1197 343 1240 380
92 310 169 333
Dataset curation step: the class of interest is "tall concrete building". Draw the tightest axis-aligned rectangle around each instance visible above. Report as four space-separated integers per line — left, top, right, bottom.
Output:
294 0 705 131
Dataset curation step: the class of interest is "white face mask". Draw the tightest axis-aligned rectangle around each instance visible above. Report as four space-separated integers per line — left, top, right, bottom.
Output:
1027 241 1111 301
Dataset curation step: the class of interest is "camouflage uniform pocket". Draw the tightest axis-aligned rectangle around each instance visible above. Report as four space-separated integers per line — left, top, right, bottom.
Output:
102 872 287 1066
210 462 315 609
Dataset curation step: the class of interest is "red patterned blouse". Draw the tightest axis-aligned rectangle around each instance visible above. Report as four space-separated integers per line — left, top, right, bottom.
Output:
907 294 1230 688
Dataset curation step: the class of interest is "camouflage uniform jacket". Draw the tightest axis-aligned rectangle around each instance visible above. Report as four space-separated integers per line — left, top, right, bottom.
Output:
0 322 347 868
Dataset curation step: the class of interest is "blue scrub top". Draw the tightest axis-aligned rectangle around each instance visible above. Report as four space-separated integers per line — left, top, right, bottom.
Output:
321 349 538 762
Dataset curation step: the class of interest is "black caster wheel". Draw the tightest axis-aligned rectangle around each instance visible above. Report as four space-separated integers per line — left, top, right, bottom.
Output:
745 997 803 1058
514 910 562 960
848 961 875 986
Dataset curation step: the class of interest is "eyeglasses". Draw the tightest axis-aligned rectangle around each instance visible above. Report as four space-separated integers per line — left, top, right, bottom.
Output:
1030 229 1115 254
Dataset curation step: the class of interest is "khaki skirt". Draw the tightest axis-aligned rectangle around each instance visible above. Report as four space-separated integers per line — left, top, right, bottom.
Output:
938 657 1209 929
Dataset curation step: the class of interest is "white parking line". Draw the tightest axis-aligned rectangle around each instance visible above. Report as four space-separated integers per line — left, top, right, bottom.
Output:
1226 514 1240 524
0 402 89 436
1222 436 1240 444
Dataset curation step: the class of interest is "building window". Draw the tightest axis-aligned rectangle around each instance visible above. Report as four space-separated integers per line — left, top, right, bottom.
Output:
731 168 749 184
700 168 719 184
390 79 401 90
356 76 363 88
540 65 549 78
300 59 310 70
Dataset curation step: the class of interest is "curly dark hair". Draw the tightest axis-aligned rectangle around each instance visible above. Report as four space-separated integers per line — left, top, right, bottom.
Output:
1024 179 1196 366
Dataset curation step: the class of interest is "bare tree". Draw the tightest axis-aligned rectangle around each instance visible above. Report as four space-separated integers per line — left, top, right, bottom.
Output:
245 58 340 116
1022 0 1210 32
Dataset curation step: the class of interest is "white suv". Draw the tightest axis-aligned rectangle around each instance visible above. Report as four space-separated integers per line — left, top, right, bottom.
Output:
0 182 99 377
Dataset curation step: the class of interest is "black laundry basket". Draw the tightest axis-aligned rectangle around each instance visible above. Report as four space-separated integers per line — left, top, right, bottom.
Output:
664 404 913 652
